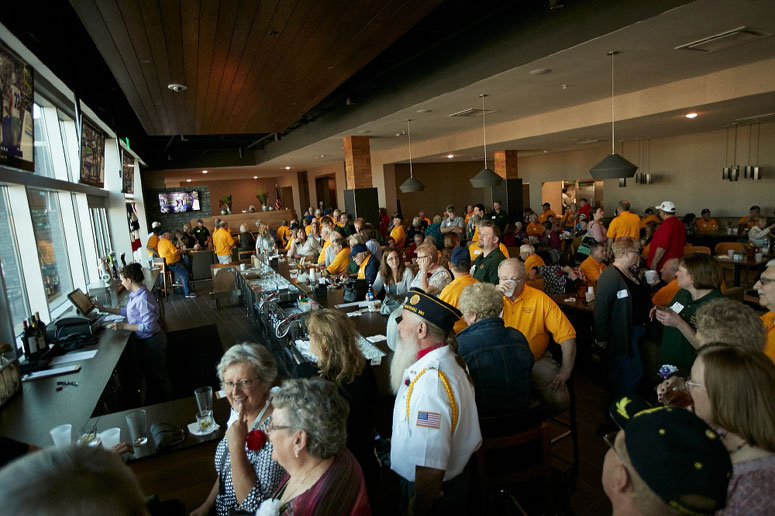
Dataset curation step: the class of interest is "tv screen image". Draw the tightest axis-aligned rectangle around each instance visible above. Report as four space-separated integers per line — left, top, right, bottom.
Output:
159 191 200 213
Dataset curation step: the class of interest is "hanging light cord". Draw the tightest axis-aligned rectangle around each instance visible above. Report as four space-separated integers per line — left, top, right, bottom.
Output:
481 94 488 168
407 119 413 178
610 52 615 154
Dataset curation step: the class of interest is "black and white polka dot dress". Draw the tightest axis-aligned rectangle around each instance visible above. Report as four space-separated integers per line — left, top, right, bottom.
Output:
213 415 286 516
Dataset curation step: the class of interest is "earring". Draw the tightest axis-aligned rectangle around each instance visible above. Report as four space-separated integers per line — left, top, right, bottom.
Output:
294 449 299 458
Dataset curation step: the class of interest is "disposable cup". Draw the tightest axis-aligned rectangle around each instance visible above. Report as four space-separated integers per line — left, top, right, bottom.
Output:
50 424 72 448
100 427 121 449
727 250 734 258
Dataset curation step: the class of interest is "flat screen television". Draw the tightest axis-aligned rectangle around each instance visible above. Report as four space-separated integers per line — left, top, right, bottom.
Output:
159 191 200 213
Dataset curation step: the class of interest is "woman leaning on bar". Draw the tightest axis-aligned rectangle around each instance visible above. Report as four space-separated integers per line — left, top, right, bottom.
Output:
191 343 285 516
95 262 171 404
263 378 371 515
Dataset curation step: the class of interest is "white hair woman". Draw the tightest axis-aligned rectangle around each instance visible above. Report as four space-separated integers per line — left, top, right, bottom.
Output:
410 243 451 295
262 378 370 515
238 224 255 252
191 343 285 516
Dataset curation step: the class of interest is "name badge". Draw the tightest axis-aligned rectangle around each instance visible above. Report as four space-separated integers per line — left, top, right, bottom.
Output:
616 289 629 299
670 302 685 313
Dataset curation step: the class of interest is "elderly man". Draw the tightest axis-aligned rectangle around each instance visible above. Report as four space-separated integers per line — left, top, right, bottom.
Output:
340 212 356 237
439 247 478 334
519 244 545 273
326 237 351 275
472 220 505 285
497 258 576 415
748 216 775 248
755 259 775 361
440 204 464 237
577 198 591 220
738 204 760 231
157 230 196 298
650 258 681 307
537 202 556 224
696 209 719 233
390 289 481 516
647 201 685 271
391 214 407 248
526 213 542 238
316 227 334 266
606 200 641 252
579 241 607 288
350 243 378 285
490 200 510 233
603 396 732 516
212 220 235 264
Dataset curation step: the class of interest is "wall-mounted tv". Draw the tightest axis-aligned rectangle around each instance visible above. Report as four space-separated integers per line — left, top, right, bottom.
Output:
159 191 200 213
0 39 34 172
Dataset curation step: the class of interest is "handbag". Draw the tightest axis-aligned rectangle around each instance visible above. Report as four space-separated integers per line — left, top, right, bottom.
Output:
343 279 368 302
150 422 185 452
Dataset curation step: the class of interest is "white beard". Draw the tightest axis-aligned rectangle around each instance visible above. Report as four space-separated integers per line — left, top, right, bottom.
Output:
390 333 421 394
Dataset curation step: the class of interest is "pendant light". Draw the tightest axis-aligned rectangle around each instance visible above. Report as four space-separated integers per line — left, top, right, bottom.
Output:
399 119 425 193
470 94 503 188
590 51 638 180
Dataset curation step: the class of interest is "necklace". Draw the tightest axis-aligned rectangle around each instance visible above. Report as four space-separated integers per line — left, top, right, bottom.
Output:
280 458 331 503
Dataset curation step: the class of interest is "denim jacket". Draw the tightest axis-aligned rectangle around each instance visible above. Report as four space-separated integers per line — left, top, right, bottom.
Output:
457 317 535 416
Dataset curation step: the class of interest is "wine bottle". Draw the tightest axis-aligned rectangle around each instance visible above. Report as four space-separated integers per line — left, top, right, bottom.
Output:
21 320 31 360
27 318 39 357
35 312 48 353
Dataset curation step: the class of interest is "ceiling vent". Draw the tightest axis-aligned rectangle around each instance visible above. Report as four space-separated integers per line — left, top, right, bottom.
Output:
449 108 497 118
675 26 771 53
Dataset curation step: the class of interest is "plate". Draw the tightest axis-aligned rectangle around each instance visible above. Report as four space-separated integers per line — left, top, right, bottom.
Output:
187 421 220 437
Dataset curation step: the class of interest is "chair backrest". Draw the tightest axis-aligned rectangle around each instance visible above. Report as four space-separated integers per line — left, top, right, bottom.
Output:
190 250 216 281
721 286 744 302
714 242 746 255
211 264 238 292
238 250 256 261
684 245 711 255
526 278 544 291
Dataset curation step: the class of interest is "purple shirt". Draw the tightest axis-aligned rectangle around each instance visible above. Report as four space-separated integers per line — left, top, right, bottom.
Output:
120 285 161 339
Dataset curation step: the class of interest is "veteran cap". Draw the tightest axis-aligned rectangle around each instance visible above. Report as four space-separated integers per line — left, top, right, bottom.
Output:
609 396 732 515
403 288 462 333
449 246 471 267
349 243 368 257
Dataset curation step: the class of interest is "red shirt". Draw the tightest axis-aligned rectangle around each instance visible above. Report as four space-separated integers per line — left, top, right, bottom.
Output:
648 216 686 270
578 204 591 219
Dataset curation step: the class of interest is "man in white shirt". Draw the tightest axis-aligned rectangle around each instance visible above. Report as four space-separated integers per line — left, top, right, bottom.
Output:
440 204 464 237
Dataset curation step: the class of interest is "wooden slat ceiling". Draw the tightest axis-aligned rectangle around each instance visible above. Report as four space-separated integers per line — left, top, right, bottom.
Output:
70 0 441 136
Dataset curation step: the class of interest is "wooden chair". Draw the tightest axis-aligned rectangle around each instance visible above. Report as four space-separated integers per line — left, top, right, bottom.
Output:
684 245 711 255
714 242 746 256
474 411 553 514
238 249 256 261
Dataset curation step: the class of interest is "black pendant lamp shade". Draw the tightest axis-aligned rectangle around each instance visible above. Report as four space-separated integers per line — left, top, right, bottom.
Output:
470 167 502 188
590 153 637 180
398 119 425 193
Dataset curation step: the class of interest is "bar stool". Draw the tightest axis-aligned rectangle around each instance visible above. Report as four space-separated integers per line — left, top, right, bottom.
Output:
153 257 174 298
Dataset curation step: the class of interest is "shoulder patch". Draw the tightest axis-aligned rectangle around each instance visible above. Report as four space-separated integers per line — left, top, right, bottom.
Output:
417 411 441 429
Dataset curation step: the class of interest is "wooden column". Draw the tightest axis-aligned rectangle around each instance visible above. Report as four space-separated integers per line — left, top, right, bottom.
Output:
491 150 524 223
344 136 373 189
494 150 519 179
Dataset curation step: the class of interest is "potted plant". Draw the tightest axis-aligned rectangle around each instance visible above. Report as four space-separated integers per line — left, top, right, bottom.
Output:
256 191 268 211
219 195 232 215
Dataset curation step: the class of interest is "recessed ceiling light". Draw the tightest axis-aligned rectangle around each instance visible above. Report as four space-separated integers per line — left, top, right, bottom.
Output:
529 68 552 76
253 176 258 179
447 154 454 159
416 109 432 113
167 83 187 92
202 170 208 174
685 112 698 119
186 178 192 182
284 166 291 170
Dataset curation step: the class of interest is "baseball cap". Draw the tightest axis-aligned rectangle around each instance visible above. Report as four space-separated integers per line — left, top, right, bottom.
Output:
403 288 462 334
151 221 161 228
450 246 471 267
196 218 203 223
609 396 732 515
349 243 368 257
655 201 676 213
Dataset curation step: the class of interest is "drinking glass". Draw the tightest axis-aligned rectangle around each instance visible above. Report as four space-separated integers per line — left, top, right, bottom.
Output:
126 409 148 446
197 411 214 432
194 386 213 414
50 424 72 447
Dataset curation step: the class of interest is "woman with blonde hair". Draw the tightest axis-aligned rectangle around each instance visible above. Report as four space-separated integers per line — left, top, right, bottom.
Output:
688 345 775 515
291 309 378 505
254 223 274 253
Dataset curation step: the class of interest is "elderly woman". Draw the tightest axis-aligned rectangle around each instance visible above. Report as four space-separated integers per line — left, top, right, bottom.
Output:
457 282 534 416
264 378 370 515
191 343 285 516
410 243 452 296
237 224 255 253
688 345 775 516
748 215 774 248
350 243 378 285
373 248 414 296
254 223 274 254
593 237 651 399
288 228 321 261
292 309 379 502
653 252 723 371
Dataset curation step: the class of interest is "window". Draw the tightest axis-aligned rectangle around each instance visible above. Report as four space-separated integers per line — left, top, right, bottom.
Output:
27 189 73 310
71 193 91 283
32 104 55 178
60 118 76 182
0 187 29 328
90 207 112 259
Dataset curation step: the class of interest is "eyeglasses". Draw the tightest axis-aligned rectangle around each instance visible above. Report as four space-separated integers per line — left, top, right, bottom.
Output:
220 378 258 391
417 255 431 260
603 431 619 451
758 276 775 285
499 277 525 283
265 422 292 433
686 378 705 390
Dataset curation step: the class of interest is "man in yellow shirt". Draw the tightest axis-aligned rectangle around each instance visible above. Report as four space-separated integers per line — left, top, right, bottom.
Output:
390 215 406 248
317 227 334 266
580 242 607 287
146 221 162 265
464 205 474 226
439 247 478 334
738 205 760 231
639 208 660 229
497 258 576 415
525 213 542 238
326 238 351 275
651 258 681 307
537 203 556 224
754 260 775 362
212 221 235 264
157 231 195 297
696 209 719 233
275 220 291 246
607 200 641 253
519 244 545 273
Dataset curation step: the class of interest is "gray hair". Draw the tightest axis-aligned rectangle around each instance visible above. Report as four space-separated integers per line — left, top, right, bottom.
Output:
767 259 775 267
458 282 504 320
0 445 148 515
498 257 527 277
519 244 535 256
217 342 278 386
412 216 421 227
270 378 349 459
695 298 767 351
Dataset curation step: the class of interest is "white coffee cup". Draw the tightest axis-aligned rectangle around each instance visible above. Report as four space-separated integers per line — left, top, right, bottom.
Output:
100 427 121 449
645 270 657 284
240 263 246 271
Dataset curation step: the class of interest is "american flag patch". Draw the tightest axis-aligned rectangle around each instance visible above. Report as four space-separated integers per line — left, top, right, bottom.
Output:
416 411 441 429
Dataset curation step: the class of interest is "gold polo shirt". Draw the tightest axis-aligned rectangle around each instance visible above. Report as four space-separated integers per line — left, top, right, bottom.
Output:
502 285 576 359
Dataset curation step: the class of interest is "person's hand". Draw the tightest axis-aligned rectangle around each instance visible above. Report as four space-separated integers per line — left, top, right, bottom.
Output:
549 369 570 391
111 442 134 455
649 306 659 321
93 301 107 312
226 403 248 452
656 376 685 404
106 322 123 331
655 308 683 328
496 280 516 296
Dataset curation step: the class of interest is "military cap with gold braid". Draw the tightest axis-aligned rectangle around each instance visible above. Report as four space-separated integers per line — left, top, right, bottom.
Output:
403 288 462 334
609 395 732 515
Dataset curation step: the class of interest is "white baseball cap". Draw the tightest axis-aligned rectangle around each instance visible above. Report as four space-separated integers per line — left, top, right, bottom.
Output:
655 201 675 213
151 221 161 228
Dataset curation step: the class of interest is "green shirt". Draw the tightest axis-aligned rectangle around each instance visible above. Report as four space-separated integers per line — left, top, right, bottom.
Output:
659 288 723 371
472 248 506 285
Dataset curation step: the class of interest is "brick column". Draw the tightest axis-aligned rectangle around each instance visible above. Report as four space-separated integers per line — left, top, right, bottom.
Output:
342 136 379 225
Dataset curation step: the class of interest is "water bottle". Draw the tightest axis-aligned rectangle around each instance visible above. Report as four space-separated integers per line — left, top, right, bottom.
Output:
366 283 376 311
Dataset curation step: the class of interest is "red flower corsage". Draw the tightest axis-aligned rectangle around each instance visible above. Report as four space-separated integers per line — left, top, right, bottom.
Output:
246 429 267 451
